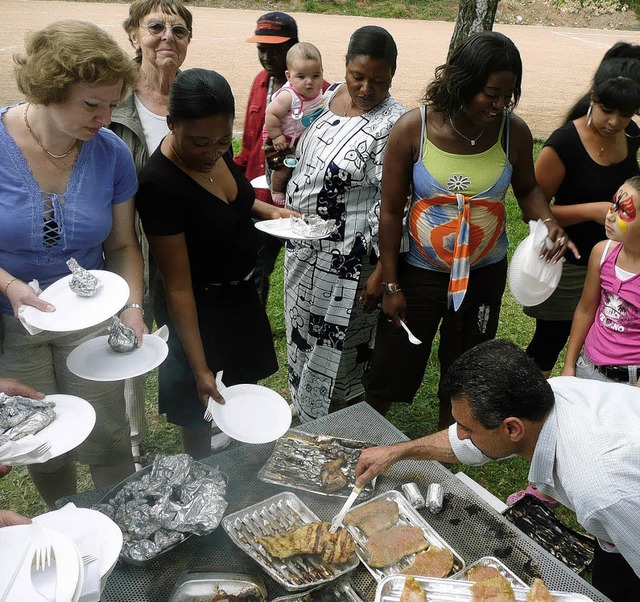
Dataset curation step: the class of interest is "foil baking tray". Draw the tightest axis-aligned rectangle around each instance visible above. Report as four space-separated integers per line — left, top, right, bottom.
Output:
450 556 527 588
98 461 227 567
258 430 377 498
342 490 465 582
222 491 359 592
272 577 365 601
374 575 595 601
168 571 267 601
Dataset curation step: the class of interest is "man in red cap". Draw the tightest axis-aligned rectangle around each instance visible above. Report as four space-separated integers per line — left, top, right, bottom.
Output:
235 12 300 306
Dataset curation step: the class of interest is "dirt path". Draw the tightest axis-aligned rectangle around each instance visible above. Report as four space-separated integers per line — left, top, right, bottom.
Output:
2 0 640 138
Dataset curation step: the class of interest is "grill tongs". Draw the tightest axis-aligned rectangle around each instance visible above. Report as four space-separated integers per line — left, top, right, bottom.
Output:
329 484 363 533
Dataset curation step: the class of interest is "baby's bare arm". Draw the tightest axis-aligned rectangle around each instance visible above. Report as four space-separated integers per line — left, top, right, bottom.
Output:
265 92 293 141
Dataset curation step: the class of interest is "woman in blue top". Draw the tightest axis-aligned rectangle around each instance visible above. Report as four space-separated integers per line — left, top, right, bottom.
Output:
0 21 144 509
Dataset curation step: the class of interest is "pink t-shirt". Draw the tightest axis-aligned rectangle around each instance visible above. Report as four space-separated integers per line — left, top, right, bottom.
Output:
263 81 324 144
584 242 640 366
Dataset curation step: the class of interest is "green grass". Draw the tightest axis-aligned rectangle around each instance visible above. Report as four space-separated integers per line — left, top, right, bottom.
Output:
1 140 582 536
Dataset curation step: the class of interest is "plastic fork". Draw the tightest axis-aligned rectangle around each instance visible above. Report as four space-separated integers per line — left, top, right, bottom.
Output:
329 484 363 533
33 538 53 572
82 554 97 565
203 397 215 422
11 441 51 462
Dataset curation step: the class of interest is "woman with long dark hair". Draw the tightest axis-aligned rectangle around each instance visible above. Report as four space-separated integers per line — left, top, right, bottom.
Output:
366 31 572 428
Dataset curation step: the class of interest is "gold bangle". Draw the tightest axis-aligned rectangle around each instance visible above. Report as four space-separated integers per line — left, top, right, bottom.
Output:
3 277 21 297
542 217 555 224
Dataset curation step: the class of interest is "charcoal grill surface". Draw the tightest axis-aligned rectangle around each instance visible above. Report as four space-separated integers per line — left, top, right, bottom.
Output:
61 403 610 602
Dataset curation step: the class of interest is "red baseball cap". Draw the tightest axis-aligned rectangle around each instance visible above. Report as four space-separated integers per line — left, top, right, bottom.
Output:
246 12 298 44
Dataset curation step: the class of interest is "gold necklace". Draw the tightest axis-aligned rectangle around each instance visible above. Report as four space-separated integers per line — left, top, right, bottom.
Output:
450 116 485 146
589 122 609 157
171 143 213 183
24 104 77 159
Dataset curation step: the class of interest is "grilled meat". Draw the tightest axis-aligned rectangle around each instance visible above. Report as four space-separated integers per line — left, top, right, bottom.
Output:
257 521 356 564
320 458 348 492
364 524 429 568
344 498 399 536
471 575 516 602
467 565 502 582
526 579 556 601
400 546 454 578
399 576 428 602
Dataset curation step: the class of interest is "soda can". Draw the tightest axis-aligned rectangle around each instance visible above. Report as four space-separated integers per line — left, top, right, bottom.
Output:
426 483 444 514
401 482 425 509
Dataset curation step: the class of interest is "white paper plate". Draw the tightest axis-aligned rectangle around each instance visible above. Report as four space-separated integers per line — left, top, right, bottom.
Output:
213 384 292 444
250 175 269 189
255 218 335 241
2 394 96 466
22 270 130 332
67 333 168 381
33 505 122 582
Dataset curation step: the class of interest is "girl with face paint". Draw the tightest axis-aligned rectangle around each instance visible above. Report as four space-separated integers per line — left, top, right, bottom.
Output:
562 175 640 387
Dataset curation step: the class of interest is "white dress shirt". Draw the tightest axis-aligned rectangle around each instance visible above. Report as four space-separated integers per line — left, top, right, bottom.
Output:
449 376 640 576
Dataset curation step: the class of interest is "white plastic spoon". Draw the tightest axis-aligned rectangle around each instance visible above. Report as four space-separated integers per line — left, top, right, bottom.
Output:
400 320 422 345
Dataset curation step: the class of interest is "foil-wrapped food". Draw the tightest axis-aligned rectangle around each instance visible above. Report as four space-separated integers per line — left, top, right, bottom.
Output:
290 215 337 238
67 257 100 297
108 316 137 353
93 454 227 563
0 393 55 445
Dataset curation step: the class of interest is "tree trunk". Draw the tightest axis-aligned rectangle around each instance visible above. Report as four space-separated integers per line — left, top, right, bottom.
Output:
448 0 500 59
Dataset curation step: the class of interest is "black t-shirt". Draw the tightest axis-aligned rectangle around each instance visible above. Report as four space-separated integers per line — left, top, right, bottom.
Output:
545 120 640 266
136 149 257 290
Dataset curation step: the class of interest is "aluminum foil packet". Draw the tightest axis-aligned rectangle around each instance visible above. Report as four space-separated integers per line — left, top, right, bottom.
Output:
425 483 444 514
93 454 228 561
0 394 56 444
290 215 337 238
67 257 100 297
108 316 138 353
401 482 425 509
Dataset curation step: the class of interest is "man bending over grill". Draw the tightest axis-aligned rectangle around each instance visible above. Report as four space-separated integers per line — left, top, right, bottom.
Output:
355 339 640 602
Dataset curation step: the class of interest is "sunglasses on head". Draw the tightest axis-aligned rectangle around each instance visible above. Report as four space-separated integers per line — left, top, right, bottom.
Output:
142 22 190 40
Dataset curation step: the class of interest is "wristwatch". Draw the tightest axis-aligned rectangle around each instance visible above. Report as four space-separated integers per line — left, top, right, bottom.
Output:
382 282 402 295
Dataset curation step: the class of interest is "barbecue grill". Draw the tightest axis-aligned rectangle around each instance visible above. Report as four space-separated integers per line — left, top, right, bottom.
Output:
62 402 610 602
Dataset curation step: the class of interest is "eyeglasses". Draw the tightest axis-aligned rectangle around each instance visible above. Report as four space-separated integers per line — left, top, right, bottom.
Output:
142 22 190 40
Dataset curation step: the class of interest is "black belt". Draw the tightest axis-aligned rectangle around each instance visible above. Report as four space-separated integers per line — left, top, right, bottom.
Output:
595 364 639 383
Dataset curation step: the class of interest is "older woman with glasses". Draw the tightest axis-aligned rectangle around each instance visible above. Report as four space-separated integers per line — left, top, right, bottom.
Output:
110 0 193 465
365 31 574 428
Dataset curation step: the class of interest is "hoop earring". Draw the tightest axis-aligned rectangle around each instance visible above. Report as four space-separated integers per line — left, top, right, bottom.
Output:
586 103 593 127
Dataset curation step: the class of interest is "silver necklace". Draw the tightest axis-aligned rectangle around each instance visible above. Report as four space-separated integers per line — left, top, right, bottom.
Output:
449 116 485 146
171 143 213 183
24 104 77 159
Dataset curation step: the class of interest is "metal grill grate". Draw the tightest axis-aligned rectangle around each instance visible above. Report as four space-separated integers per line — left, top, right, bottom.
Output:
63 403 610 602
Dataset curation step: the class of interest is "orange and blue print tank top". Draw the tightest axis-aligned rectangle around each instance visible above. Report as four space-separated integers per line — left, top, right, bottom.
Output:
405 106 512 309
